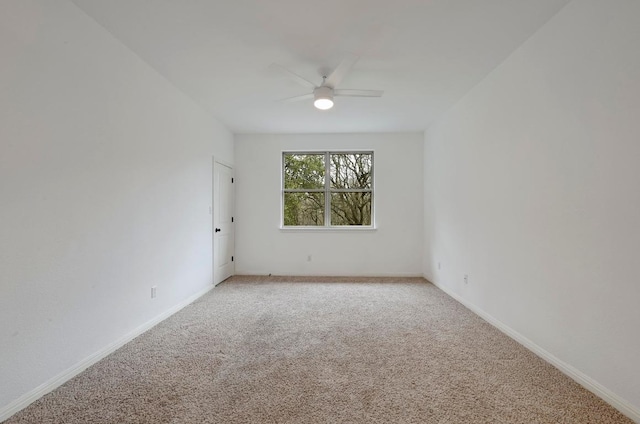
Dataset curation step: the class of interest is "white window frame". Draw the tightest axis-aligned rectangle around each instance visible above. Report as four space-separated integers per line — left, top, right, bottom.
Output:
281 150 375 231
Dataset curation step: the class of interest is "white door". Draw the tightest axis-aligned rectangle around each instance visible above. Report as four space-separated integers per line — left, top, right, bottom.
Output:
213 161 234 285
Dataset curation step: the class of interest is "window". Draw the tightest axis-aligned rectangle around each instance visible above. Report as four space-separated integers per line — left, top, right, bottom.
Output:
282 151 373 228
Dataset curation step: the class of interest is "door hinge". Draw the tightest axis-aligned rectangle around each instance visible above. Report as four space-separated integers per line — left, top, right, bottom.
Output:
231 217 234 223
231 177 234 183
231 256 234 262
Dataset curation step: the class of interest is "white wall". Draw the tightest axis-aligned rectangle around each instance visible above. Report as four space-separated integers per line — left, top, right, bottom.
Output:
235 133 423 277
423 0 640 418
0 0 233 414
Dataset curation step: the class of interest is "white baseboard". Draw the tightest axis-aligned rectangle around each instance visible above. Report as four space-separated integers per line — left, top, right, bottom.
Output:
0 284 215 423
426 275 640 423
235 271 425 278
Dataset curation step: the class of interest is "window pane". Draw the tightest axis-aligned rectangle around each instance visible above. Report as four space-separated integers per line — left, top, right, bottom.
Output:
330 153 372 189
330 192 371 226
284 154 325 189
284 192 325 226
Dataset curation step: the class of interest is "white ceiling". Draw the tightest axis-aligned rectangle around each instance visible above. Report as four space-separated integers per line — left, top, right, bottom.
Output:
71 0 570 134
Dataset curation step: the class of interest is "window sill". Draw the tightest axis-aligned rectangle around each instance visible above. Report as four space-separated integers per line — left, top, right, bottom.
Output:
279 226 377 233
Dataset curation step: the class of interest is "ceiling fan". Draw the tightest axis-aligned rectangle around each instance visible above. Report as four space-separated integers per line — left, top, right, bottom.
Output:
273 54 383 110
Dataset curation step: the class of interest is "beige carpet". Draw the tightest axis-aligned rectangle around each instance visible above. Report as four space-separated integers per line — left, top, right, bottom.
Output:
4 276 631 423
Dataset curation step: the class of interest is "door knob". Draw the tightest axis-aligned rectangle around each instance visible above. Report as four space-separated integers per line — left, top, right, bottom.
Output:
215 228 221 232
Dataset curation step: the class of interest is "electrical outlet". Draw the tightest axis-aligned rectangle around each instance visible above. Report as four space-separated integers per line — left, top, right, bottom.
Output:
151 286 157 298
463 274 468 285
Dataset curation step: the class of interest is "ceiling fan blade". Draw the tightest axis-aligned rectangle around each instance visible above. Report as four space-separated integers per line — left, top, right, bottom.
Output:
324 53 359 88
278 93 314 103
334 89 383 97
270 63 317 89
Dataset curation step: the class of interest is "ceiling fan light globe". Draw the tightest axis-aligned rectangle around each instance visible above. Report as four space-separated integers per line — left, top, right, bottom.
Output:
314 98 334 110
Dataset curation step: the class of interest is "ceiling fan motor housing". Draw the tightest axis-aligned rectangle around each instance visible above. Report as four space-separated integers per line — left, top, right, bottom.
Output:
314 86 333 100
